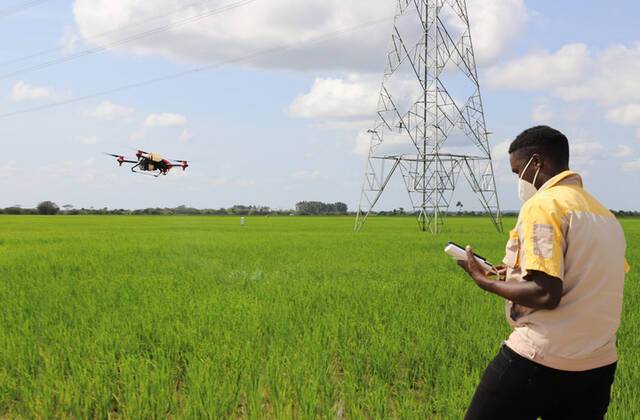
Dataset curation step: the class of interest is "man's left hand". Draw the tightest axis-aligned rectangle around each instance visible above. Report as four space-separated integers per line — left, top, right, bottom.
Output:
457 245 490 287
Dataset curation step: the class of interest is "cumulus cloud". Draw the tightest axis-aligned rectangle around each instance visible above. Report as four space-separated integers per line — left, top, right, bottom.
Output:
291 170 321 181
10 81 55 101
556 43 640 105
606 104 640 126
488 41 640 113
622 159 640 172
209 176 255 188
570 140 605 169
145 113 188 127
492 140 512 162
288 74 378 119
353 130 372 156
0 162 16 179
288 72 422 124
460 0 527 65
612 145 633 158
78 136 100 145
487 44 589 90
82 101 134 121
72 0 527 71
531 103 554 124
179 128 192 142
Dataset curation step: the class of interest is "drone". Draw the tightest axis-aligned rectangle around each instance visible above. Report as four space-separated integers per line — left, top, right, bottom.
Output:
105 150 189 177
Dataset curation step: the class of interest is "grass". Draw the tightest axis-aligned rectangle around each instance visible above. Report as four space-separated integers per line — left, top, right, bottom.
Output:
0 216 637 418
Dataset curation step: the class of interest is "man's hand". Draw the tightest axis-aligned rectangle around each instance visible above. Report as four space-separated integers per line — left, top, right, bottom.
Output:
490 264 507 281
455 245 563 310
456 245 493 287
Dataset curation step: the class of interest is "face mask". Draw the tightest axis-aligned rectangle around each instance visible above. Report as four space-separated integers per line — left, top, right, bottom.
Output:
518 157 540 202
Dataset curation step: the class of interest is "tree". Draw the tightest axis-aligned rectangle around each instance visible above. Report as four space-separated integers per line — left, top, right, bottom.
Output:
37 201 59 215
334 202 348 214
456 201 464 215
295 201 349 215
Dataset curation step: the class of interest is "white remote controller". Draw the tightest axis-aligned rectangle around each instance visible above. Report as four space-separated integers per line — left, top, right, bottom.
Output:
445 242 494 273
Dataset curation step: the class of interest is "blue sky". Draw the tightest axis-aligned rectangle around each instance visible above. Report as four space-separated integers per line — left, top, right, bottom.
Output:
1 0 639 212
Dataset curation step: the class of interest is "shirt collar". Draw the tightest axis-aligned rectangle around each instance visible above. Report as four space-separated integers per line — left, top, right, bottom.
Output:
538 170 583 193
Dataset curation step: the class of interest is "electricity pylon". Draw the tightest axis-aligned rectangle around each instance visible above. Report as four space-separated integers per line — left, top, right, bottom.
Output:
355 0 503 233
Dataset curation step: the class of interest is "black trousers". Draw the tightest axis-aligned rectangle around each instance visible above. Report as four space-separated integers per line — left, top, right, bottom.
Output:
465 345 617 420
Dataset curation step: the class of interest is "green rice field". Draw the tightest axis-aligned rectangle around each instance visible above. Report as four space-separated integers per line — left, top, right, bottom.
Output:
0 216 638 418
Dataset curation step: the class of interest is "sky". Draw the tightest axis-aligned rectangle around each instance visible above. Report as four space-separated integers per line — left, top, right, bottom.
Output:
1 0 640 212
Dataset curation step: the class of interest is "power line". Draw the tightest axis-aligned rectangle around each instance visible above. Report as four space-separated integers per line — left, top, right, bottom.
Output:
0 15 394 120
0 0 226 68
0 0 49 19
0 0 258 80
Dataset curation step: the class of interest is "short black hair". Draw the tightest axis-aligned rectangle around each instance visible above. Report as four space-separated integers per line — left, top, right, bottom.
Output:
508 125 570 166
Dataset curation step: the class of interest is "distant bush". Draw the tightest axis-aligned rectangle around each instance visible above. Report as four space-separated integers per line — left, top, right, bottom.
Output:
3 206 23 215
295 201 348 215
37 201 59 215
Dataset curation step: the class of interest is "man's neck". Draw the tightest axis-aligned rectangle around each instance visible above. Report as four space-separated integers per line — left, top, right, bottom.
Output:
536 167 570 189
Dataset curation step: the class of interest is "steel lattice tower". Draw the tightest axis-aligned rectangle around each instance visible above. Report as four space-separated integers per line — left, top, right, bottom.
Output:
355 0 503 233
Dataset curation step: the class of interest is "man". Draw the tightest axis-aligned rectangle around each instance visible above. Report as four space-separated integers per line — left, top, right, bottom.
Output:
459 126 630 419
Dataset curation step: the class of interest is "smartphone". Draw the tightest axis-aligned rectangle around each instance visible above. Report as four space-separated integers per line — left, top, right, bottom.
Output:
444 241 494 272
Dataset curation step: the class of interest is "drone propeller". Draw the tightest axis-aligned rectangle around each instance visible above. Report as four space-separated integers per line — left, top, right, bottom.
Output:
104 152 126 166
171 159 189 171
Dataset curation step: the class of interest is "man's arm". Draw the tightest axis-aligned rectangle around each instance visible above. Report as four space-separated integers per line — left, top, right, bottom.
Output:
459 246 563 310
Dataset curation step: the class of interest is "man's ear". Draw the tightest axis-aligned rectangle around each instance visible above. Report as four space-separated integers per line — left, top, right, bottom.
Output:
532 153 544 169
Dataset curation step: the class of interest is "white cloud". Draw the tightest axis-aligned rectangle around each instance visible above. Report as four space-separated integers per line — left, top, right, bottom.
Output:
531 103 553 124
622 159 640 172
292 170 321 181
0 162 16 179
209 177 228 187
556 43 640 105
487 44 589 90
10 81 54 102
73 0 527 72
59 25 80 53
571 140 604 169
82 101 134 121
460 0 527 66
488 42 640 110
612 145 633 158
179 128 192 143
288 73 422 126
208 177 255 188
352 128 418 157
606 104 640 126
354 130 372 156
78 136 100 145
145 113 188 127
492 140 512 162
288 74 378 119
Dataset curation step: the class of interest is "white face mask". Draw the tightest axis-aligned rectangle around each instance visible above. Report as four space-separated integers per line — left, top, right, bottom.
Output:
518 156 540 202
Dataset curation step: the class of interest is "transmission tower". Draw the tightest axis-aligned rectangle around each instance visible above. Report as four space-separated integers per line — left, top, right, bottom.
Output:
355 0 502 233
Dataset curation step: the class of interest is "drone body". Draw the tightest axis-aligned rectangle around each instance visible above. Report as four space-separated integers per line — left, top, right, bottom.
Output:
106 150 189 177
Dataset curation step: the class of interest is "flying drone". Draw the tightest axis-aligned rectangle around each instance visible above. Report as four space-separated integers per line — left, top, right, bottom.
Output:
105 150 189 177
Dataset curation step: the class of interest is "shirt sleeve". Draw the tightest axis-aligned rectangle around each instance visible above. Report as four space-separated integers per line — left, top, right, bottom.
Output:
519 200 566 280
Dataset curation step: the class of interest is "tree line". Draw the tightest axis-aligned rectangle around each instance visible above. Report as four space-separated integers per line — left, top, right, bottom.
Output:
2 201 639 217
1 201 349 216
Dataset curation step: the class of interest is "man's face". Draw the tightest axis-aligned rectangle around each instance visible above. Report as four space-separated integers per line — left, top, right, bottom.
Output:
509 151 539 184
